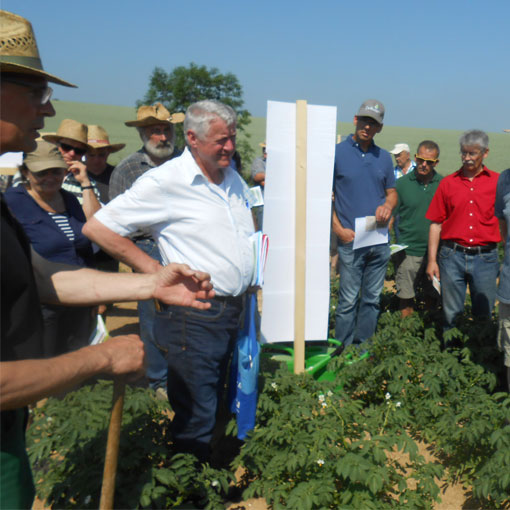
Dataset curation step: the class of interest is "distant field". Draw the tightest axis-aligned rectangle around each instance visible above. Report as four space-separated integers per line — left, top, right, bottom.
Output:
48 101 509 173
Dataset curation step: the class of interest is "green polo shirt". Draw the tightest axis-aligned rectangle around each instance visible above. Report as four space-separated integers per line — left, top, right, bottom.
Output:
395 171 442 256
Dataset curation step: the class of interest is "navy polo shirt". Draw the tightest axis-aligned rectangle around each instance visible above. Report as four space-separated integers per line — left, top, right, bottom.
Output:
333 134 395 231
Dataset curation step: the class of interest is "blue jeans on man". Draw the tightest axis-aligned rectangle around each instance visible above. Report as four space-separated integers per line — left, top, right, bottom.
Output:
335 242 391 347
153 296 243 462
438 244 499 329
135 238 168 390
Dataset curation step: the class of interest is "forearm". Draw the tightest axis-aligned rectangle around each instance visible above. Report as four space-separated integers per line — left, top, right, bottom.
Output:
83 217 161 273
32 248 157 305
1 346 112 409
383 188 398 212
499 219 507 244
1 336 145 410
427 222 442 263
81 187 102 219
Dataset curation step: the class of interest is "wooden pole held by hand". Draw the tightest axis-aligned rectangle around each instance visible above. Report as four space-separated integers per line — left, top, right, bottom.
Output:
99 378 126 510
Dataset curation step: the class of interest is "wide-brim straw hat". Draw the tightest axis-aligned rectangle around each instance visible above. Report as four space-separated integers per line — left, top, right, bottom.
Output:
0 10 76 87
125 102 185 127
23 139 68 173
87 125 125 153
42 119 92 148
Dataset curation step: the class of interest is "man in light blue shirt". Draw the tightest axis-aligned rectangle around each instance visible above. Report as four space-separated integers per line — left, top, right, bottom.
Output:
390 143 416 180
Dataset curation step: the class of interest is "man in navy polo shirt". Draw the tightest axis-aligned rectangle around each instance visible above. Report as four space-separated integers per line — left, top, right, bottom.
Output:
332 99 396 350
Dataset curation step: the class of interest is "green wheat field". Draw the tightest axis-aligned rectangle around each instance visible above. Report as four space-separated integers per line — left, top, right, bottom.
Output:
44 100 509 175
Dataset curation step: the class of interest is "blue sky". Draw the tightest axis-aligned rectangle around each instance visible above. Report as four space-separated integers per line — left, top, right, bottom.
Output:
4 0 509 132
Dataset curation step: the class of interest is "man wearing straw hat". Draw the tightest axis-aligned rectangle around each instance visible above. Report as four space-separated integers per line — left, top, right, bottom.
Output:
0 10 215 508
108 103 184 396
85 124 125 204
43 119 103 211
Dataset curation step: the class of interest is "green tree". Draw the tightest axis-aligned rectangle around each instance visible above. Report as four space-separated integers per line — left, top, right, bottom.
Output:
139 63 253 172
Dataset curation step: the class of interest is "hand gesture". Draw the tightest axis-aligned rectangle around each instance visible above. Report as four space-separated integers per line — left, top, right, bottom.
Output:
152 263 215 309
68 161 90 186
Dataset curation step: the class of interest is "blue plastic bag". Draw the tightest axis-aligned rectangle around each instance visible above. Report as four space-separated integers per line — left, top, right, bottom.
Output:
229 293 260 439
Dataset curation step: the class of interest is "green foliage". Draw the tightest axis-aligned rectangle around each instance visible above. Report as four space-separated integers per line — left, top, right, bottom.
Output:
139 62 253 165
27 381 233 509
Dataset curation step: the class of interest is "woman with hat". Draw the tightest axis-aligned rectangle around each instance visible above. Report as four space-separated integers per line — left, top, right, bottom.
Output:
4 140 96 357
43 119 102 217
85 124 125 204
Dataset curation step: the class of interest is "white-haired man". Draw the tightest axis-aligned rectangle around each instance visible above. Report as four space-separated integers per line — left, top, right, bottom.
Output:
426 130 500 331
0 11 215 508
84 100 255 462
108 103 184 395
390 142 416 180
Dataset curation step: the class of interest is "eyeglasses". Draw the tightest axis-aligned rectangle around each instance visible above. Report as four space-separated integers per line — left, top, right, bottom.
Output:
60 143 87 156
3 76 53 105
415 154 438 165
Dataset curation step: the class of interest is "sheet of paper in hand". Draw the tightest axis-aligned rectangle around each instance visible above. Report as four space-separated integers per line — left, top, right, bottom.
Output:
353 215 388 250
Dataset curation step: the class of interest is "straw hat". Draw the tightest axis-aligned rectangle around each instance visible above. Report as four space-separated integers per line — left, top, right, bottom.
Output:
87 125 125 153
23 140 67 173
0 10 76 87
42 119 91 148
125 102 185 127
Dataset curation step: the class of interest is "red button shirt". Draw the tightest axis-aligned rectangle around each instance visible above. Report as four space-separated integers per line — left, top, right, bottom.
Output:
426 166 500 247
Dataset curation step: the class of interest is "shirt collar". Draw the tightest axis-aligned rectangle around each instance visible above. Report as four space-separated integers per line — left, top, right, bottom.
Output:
180 147 233 187
347 133 376 153
454 165 491 179
409 170 440 183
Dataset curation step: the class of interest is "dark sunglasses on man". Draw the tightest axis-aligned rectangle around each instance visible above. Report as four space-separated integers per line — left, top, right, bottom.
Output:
59 143 87 156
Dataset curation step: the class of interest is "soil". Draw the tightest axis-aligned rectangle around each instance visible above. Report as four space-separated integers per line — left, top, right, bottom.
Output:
102 300 471 510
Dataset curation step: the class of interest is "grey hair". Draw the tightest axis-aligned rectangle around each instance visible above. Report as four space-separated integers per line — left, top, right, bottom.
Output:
459 129 489 151
184 100 237 141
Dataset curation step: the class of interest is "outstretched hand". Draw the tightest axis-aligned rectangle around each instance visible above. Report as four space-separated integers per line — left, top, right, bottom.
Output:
152 263 215 309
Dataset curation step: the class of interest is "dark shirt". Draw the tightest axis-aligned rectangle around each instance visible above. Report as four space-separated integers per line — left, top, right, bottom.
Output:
4 186 95 267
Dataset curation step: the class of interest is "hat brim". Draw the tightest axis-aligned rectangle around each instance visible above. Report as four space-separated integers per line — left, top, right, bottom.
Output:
1 62 77 88
125 112 185 127
88 143 125 153
26 159 68 173
42 133 93 150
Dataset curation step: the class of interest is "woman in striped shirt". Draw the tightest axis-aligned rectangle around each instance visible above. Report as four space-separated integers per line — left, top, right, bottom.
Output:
4 140 99 356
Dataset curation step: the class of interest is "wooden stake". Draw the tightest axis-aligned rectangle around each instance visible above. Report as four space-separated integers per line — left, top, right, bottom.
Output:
294 100 307 374
99 379 126 510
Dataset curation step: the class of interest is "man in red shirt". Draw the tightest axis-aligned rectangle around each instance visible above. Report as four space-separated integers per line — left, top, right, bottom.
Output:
426 130 500 330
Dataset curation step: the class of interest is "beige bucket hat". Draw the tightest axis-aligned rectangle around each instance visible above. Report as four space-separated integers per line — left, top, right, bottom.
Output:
0 10 76 87
125 102 185 127
23 139 68 173
87 125 125 153
42 119 91 148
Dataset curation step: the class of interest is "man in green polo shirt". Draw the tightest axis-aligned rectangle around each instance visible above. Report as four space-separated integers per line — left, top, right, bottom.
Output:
393 140 442 317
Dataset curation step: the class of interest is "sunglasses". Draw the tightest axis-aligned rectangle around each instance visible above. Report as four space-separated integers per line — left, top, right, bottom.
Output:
60 143 87 156
3 76 53 105
415 154 438 165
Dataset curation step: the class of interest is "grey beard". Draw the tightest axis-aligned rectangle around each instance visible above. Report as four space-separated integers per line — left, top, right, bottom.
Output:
145 140 174 160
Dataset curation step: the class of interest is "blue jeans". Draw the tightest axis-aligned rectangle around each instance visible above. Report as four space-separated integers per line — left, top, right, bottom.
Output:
335 242 391 347
154 296 243 462
438 245 499 329
135 238 168 389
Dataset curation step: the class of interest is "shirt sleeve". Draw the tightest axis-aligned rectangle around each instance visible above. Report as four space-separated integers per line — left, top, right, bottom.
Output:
495 169 510 219
95 171 170 237
425 180 447 223
384 153 396 189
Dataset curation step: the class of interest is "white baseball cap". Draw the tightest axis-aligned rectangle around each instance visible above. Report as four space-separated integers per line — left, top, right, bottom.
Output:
390 143 410 154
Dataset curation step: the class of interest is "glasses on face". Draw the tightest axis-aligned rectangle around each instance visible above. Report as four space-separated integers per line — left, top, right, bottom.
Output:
32 168 66 178
60 143 87 156
415 154 438 166
3 76 53 105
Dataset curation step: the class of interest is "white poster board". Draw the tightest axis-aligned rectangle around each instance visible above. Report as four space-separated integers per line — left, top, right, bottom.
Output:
260 100 337 343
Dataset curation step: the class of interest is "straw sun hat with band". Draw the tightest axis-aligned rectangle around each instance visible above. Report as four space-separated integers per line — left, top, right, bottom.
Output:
42 119 91 149
0 10 75 87
87 125 125 153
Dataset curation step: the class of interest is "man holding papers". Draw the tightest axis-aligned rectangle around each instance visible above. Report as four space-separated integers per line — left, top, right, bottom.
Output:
84 100 256 463
332 99 396 350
